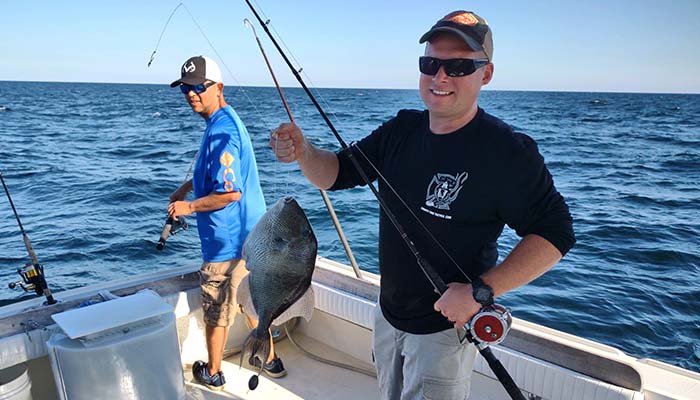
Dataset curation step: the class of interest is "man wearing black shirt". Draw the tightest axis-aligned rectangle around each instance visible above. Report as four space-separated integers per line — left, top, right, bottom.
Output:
269 10 575 400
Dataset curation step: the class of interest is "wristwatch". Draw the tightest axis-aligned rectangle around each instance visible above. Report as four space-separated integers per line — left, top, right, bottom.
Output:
471 277 494 307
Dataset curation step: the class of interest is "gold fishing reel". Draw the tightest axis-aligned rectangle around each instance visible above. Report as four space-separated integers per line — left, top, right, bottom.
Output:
8 263 47 296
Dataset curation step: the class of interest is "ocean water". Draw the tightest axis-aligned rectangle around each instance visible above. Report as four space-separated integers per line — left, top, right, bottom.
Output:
0 81 698 372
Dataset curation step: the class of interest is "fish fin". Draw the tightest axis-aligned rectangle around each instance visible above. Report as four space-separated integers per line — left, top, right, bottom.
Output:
236 275 260 321
271 286 315 325
239 327 271 373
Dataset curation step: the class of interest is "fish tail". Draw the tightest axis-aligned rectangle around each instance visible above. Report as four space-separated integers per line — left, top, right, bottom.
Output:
239 327 271 374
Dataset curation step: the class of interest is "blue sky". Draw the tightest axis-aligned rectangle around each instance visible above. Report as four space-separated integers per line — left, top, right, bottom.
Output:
1 0 699 93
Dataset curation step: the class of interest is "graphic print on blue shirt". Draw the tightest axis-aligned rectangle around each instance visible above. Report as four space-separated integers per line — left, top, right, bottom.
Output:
192 106 266 262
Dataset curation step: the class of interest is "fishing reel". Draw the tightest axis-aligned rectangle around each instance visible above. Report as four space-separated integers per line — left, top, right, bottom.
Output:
8 263 48 297
155 216 188 250
466 303 513 346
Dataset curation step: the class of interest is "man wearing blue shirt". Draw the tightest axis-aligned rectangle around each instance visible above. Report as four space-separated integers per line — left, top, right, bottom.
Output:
167 55 281 391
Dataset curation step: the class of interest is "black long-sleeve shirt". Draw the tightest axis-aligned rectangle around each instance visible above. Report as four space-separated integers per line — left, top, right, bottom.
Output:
330 108 575 334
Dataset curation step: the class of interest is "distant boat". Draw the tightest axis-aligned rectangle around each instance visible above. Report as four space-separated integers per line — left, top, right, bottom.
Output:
0 257 697 399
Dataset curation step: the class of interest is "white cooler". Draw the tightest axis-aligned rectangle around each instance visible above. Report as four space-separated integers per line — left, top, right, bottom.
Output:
47 290 185 400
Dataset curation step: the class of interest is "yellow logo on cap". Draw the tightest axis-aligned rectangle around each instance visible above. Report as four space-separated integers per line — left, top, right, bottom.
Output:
445 11 479 26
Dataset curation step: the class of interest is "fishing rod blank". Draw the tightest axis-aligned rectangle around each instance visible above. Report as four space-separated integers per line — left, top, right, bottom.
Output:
243 18 362 280
242 2 526 399
244 0 446 299
156 155 197 251
1 172 57 305
243 18 368 391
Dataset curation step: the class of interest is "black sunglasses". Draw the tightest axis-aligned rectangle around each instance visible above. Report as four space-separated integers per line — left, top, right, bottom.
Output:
180 81 216 95
419 56 489 77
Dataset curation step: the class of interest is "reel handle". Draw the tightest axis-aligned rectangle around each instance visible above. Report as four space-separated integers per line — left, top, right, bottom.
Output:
8 281 33 292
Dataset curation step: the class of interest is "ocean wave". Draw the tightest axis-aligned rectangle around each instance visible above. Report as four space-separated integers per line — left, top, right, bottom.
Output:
661 156 700 170
619 193 692 208
1 83 699 372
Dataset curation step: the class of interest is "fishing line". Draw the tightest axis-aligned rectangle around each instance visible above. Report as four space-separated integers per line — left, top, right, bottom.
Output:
243 6 462 281
243 5 526 399
244 0 469 283
150 1 345 201
248 0 337 198
148 2 298 204
249 0 362 153
148 3 184 67
244 0 449 299
243 17 362 278
148 2 245 90
243 19 289 199
147 1 273 140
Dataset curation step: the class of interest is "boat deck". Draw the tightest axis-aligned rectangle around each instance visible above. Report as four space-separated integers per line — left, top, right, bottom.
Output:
2 262 698 400
184 331 379 400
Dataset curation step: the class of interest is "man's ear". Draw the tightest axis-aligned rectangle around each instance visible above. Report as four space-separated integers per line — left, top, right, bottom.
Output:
482 63 494 85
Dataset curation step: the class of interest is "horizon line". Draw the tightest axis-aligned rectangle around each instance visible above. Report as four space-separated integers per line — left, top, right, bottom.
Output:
0 79 698 96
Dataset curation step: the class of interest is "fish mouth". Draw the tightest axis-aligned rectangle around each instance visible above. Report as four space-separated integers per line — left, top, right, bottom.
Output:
283 196 295 203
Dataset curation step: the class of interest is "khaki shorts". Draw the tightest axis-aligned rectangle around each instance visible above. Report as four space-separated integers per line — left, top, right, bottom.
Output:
199 259 248 327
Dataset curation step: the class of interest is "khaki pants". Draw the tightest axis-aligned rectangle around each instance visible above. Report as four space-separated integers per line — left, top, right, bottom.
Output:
199 259 248 327
372 305 477 400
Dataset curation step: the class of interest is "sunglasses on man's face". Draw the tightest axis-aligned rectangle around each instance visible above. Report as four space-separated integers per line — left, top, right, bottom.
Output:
180 81 216 95
419 56 489 77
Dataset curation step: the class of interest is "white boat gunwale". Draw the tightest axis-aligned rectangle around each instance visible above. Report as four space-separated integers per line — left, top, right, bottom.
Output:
0 257 698 400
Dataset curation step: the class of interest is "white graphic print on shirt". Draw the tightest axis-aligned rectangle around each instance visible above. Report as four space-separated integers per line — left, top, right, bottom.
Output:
421 172 468 219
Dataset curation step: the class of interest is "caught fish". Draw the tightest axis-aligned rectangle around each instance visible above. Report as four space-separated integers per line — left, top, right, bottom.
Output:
239 196 317 376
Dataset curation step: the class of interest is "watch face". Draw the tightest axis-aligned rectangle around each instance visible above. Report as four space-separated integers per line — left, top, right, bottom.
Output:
474 287 490 302
473 283 494 305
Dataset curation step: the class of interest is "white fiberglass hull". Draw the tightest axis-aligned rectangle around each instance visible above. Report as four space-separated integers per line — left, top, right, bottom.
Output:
0 258 697 400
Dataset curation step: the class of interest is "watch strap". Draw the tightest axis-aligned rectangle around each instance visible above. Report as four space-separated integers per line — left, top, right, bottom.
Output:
472 277 494 306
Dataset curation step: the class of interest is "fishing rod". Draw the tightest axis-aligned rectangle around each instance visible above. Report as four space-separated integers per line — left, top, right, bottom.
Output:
155 214 188 251
147 3 363 272
156 154 196 251
243 18 362 280
1 172 57 305
244 0 447 302
243 18 362 391
242 2 525 399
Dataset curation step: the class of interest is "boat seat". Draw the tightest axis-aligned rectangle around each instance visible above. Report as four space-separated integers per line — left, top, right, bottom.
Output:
473 345 645 400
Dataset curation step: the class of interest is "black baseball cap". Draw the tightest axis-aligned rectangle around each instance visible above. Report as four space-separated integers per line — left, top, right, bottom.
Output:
170 55 223 87
419 11 494 62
